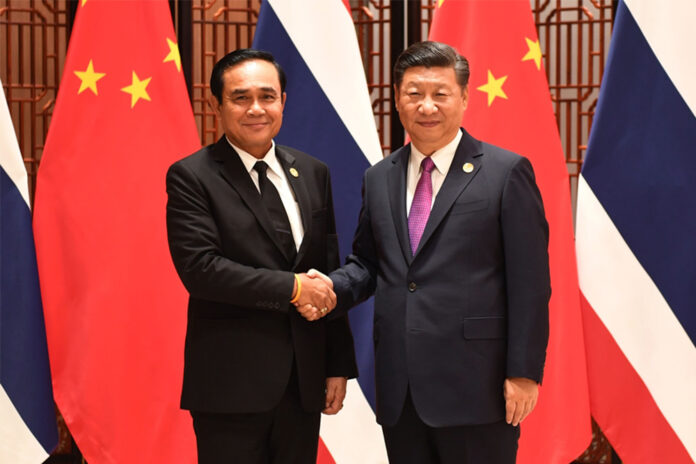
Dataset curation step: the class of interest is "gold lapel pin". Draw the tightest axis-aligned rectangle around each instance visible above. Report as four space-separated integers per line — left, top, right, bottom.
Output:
462 162 474 173
289 168 299 178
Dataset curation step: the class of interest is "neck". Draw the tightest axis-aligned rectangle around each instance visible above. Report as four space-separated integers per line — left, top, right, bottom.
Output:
412 130 460 156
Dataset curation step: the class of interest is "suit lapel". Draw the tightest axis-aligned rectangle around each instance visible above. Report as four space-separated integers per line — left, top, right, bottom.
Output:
276 147 311 268
212 137 292 264
414 130 483 257
387 146 414 265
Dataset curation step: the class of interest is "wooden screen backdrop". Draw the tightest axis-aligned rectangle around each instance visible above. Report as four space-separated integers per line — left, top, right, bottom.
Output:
0 0 617 462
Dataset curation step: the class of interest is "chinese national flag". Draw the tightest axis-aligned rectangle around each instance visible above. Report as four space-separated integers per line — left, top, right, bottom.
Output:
429 1 592 462
33 1 200 462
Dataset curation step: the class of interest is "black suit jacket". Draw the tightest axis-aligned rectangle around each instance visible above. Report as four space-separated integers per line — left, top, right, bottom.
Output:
166 136 357 414
331 129 550 427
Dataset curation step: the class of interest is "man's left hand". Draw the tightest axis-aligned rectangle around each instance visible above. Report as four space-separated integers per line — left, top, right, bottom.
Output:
503 377 539 426
323 376 347 415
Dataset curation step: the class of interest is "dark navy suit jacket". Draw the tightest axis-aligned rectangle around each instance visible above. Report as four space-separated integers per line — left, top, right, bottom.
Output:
331 129 550 427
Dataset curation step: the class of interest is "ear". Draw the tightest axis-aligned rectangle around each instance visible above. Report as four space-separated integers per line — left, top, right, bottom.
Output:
280 92 287 110
208 95 221 118
393 84 401 112
461 85 469 111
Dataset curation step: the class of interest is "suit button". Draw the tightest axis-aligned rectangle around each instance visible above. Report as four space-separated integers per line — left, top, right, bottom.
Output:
408 282 417 292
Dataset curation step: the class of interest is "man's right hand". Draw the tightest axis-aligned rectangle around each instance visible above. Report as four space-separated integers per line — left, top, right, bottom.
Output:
293 272 336 321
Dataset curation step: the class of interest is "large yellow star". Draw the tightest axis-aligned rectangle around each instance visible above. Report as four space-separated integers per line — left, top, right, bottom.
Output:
74 60 106 95
476 70 508 107
163 37 182 72
438 0 445 6
522 37 542 70
121 71 152 108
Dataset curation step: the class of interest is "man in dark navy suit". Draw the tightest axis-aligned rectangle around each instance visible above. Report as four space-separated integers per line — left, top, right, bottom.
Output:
311 41 550 463
166 49 357 464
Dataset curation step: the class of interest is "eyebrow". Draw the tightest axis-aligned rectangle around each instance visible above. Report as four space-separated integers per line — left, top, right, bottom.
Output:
403 81 451 91
230 87 278 95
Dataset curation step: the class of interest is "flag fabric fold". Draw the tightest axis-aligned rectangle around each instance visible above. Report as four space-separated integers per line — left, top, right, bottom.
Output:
33 1 201 462
577 0 696 462
1 78 58 464
252 1 387 462
429 1 592 463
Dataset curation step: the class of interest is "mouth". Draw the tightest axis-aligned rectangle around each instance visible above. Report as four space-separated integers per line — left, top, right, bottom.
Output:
243 122 269 130
416 121 440 128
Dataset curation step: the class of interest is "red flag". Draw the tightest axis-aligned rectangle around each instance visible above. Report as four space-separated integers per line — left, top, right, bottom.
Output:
33 1 200 462
429 1 592 462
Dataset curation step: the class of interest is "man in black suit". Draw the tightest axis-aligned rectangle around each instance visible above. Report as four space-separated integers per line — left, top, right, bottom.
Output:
166 49 357 464
310 41 550 463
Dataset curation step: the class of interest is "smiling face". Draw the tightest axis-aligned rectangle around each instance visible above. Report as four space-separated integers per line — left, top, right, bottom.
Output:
394 66 468 155
212 59 286 158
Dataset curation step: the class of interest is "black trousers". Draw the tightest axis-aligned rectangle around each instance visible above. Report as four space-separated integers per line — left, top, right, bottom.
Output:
383 389 520 464
190 367 320 464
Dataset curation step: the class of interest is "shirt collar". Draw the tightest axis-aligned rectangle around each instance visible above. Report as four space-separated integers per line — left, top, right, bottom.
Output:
226 137 282 177
410 129 462 175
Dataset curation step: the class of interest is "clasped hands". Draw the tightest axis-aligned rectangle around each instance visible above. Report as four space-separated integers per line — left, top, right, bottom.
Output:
292 269 335 321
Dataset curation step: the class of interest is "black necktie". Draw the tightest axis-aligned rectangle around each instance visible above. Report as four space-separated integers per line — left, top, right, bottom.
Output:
254 161 297 262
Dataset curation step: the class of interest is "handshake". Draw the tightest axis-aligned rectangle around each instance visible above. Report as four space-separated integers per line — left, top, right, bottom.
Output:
291 269 335 321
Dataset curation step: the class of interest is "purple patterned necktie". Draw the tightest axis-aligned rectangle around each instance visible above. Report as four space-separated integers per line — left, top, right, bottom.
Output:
408 156 436 254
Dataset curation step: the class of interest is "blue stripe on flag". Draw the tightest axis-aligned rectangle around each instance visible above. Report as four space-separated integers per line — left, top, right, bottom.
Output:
253 1 377 408
0 166 57 451
581 0 696 344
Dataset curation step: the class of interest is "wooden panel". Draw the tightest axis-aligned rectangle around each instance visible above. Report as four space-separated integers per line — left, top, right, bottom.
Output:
0 0 72 204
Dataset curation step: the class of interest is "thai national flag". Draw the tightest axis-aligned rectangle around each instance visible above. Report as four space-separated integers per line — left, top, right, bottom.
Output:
576 0 696 462
253 1 388 462
0 79 58 462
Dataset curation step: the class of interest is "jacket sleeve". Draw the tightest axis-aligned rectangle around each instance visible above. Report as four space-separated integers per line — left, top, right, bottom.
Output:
500 156 551 383
166 160 295 311
321 169 359 378
329 171 379 315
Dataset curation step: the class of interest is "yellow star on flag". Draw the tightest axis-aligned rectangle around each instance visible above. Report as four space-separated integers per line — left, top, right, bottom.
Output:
121 71 152 108
81 0 88 6
74 60 106 95
163 37 182 72
438 0 445 7
477 70 508 107
522 37 542 70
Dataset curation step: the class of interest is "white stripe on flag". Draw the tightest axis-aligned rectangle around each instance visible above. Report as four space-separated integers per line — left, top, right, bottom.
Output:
320 380 389 463
0 78 31 208
0 386 50 464
624 0 696 117
267 0 383 166
576 175 696 461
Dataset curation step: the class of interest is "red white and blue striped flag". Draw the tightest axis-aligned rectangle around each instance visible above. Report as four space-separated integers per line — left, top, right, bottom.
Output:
0 79 58 463
253 1 388 462
577 0 696 462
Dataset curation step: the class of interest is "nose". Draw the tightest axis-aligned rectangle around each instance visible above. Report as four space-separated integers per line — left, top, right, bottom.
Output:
418 96 438 115
247 98 264 115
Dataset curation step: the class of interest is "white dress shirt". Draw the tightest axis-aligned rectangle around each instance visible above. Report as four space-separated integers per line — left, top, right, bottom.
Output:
227 137 304 251
406 129 462 215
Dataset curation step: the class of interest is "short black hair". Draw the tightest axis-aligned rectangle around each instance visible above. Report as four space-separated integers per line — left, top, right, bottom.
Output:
393 41 470 90
209 48 287 103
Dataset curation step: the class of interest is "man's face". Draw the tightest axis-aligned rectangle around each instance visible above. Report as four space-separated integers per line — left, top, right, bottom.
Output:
212 59 285 158
394 66 468 155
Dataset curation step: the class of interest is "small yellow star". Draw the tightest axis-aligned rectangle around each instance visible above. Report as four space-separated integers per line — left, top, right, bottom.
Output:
74 60 106 95
522 37 542 70
121 71 152 108
163 37 182 72
81 0 88 6
476 70 508 107
438 0 445 7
